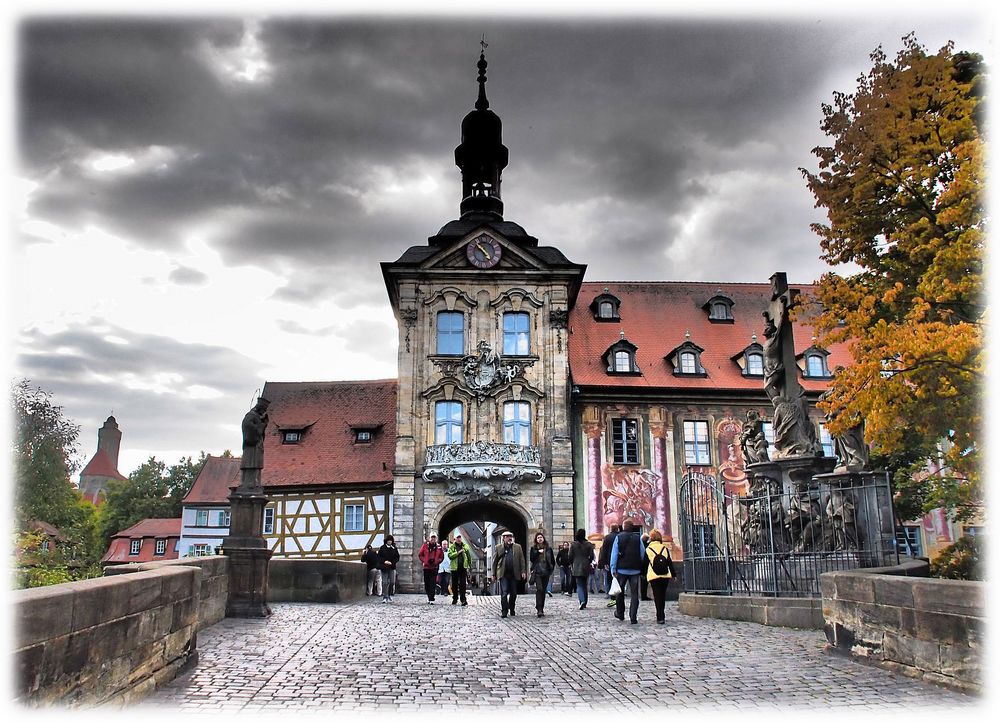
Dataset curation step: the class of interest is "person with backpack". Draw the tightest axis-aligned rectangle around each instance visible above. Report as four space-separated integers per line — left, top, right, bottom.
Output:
610 519 645 624
568 527 596 609
645 528 677 624
528 531 556 617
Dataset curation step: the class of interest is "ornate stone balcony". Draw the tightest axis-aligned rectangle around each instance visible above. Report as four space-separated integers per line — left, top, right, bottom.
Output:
421 441 546 497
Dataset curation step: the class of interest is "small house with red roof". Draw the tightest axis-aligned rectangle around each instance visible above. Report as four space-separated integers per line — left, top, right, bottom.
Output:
101 518 182 565
179 455 241 557
78 415 127 505
256 379 396 560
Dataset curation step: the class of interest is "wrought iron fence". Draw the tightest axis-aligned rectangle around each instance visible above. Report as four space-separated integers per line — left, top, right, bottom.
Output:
679 468 898 597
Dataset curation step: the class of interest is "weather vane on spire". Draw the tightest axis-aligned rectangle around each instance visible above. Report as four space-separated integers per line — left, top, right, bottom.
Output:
480 34 488 53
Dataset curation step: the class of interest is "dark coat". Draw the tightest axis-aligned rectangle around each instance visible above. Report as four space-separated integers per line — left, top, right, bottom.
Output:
529 545 556 577
361 548 380 570
377 543 400 569
598 530 619 568
556 547 571 568
492 542 526 579
568 540 596 577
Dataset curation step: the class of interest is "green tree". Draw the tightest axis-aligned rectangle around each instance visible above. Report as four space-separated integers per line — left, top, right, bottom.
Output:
11 380 82 528
97 453 208 545
801 35 984 521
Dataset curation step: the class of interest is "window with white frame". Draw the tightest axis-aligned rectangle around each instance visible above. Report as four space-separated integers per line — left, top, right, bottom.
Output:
195 509 209 526
896 526 922 556
818 424 835 458
680 352 698 374
217 510 231 527
355 429 373 443
344 504 366 532
40 540 51 552
435 401 464 444
263 507 275 535
503 401 532 446
611 418 640 465
436 311 465 355
191 543 211 557
598 301 615 318
282 430 301 444
761 420 776 458
129 539 141 556
155 538 167 555
503 312 531 356
613 350 633 372
683 420 711 466
746 352 764 376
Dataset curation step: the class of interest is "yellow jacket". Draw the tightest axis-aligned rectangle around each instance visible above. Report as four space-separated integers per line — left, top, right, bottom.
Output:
645 540 675 582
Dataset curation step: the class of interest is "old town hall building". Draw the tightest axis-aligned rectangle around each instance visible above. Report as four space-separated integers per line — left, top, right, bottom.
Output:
187 52 850 591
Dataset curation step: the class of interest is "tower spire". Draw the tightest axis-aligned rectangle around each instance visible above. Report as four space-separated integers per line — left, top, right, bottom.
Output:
475 36 489 111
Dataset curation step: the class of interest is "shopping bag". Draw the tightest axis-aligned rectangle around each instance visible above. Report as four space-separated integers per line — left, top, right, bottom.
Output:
608 575 622 596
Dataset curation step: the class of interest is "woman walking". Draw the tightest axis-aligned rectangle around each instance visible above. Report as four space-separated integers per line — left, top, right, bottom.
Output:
644 529 677 624
568 528 596 610
528 531 556 617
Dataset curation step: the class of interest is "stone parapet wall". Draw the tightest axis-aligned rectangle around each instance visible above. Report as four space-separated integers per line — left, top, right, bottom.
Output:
821 561 984 694
15 566 201 707
268 558 366 603
678 593 824 629
104 555 229 629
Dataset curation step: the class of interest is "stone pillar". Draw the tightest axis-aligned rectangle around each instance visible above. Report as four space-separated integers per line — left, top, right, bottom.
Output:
583 418 604 535
649 415 673 543
222 472 273 618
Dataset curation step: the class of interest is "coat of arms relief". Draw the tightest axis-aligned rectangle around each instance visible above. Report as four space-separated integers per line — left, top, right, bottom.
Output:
434 339 531 400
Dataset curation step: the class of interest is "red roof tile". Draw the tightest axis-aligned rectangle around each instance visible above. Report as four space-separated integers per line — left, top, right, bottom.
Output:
101 518 182 563
183 455 241 504
261 380 397 488
80 447 127 481
569 281 851 392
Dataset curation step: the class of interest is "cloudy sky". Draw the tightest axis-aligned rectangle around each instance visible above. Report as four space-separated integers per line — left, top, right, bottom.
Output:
9 4 992 479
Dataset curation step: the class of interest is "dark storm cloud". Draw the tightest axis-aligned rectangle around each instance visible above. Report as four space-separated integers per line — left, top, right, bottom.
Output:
16 321 263 454
168 265 210 286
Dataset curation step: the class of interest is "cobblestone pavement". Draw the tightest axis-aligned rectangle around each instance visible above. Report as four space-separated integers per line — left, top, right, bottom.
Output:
147 593 977 713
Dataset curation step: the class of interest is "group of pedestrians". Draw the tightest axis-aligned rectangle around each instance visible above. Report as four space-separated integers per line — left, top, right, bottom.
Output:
364 521 676 624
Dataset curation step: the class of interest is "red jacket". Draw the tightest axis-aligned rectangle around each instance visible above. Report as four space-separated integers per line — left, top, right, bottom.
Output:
418 541 444 570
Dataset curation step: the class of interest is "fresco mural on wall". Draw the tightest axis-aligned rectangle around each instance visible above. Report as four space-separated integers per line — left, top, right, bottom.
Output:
601 465 661 531
716 417 749 496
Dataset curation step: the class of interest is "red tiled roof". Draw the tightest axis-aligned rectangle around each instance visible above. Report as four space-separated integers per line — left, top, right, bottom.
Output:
80 448 127 481
261 380 397 488
101 518 182 563
569 281 851 392
112 518 182 539
183 455 241 504
29 520 66 541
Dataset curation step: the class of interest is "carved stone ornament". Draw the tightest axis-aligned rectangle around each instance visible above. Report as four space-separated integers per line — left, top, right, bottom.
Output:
460 340 526 400
443 479 521 498
399 308 418 325
549 309 569 329
422 441 545 488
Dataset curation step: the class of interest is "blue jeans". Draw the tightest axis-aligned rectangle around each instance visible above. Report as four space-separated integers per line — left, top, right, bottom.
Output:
499 575 519 615
574 575 589 606
380 569 396 600
560 567 572 591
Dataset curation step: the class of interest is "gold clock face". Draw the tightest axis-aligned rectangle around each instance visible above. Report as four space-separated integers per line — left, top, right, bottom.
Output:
466 234 502 269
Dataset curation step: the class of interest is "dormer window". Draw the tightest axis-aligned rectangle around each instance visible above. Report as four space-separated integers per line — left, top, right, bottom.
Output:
282 431 302 444
603 336 640 375
703 291 735 323
590 290 621 322
667 337 707 377
735 336 765 377
799 346 833 379
355 429 373 444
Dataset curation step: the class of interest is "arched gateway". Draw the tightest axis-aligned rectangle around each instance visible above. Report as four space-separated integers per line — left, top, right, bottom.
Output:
380 50 585 592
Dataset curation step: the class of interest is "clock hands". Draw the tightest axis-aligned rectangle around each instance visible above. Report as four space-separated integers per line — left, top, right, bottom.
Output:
475 241 493 260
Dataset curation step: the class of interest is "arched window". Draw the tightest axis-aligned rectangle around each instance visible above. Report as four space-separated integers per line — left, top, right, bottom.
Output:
598 301 615 319
806 353 828 377
711 302 730 320
503 312 530 355
434 401 463 444
680 352 697 374
436 311 465 355
502 401 532 446
614 350 633 372
746 352 764 376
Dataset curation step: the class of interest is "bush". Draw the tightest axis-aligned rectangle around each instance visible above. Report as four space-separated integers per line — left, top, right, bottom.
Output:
930 535 984 581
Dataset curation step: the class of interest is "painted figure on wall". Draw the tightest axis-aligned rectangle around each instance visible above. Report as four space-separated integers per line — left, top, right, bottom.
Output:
601 466 660 531
716 417 748 496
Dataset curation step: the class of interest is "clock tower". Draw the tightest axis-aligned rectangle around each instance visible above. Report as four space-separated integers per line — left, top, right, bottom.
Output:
381 49 586 592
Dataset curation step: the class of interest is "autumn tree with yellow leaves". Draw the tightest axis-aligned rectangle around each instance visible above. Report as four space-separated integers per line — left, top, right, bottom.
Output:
801 34 984 521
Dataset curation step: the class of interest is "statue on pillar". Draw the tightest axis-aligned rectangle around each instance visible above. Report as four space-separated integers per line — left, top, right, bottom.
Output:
739 409 770 464
761 273 821 458
819 386 870 473
240 396 270 489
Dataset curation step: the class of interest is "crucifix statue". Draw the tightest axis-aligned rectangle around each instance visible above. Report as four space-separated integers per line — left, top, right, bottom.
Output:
760 272 821 458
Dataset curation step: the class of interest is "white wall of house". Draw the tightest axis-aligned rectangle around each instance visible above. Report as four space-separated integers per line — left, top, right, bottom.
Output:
178 504 231 556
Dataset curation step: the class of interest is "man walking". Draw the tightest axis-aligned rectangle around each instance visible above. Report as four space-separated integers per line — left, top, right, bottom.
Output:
448 532 473 606
610 520 645 624
557 542 572 595
377 535 400 603
437 538 452 596
361 543 381 597
598 524 621 607
492 530 526 618
418 533 445 603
